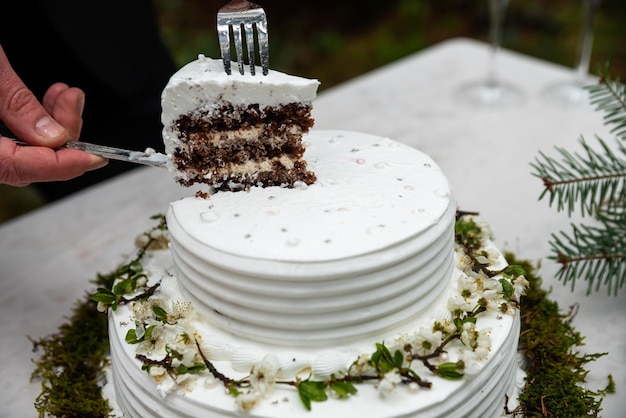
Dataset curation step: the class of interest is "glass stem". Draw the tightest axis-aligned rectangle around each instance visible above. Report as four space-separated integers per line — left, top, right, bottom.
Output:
487 0 509 87
574 0 600 85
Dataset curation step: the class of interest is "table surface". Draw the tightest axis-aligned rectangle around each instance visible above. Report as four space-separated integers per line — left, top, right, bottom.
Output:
1 38 624 417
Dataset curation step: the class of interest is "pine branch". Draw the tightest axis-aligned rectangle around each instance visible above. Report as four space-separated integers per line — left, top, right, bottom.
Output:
588 69 626 142
549 221 626 295
532 67 626 295
531 136 626 217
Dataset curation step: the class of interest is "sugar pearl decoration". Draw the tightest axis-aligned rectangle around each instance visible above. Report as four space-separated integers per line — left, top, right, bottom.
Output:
200 211 219 222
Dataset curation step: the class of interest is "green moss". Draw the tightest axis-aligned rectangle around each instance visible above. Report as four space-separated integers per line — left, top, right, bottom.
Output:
506 254 615 417
30 214 166 417
30 272 116 418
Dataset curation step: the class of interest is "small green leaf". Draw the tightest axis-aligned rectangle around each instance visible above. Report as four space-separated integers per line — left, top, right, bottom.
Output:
330 381 357 398
176 362 206 374
129 260 144 273
393 349 405 368
370 343 399 372
153 305 168 322
144 326 155 340
298 381 328 410
91 288 116 304
436 361 464 380
504 265 526 277
125 329 140 344
132 273 148 283
113 278 135 295
453 317 463 329
499 278 514 299
227 384 241 397
463 315 477 325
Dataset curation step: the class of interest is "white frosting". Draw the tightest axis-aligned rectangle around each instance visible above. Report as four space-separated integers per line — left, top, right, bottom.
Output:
106 131 524 417
161 55 320 179
162 54 319 119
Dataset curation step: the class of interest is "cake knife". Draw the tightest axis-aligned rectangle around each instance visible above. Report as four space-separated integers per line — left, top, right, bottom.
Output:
10 138 168 168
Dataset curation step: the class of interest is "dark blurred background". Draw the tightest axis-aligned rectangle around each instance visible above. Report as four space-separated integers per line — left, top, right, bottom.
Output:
1 0 625 222
155 0 625 89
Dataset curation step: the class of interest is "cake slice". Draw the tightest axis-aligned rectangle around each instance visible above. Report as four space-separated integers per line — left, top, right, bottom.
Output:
161 54 320 190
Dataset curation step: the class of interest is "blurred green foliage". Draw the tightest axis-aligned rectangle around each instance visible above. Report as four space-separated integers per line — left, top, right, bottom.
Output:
154 0 625 90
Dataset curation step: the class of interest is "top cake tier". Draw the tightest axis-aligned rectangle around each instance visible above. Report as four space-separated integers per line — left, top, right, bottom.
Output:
166 130 456 345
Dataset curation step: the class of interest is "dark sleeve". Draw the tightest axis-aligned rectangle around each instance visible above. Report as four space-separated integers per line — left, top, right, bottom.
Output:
37 0 176 100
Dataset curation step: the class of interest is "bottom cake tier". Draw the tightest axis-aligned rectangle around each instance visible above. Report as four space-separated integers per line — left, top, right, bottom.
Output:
105 226 526 418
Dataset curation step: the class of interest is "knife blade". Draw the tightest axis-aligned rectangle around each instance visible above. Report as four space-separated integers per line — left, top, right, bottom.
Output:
10 138 168 168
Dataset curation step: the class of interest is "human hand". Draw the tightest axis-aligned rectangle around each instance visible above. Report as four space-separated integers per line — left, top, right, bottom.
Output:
0 45 107 187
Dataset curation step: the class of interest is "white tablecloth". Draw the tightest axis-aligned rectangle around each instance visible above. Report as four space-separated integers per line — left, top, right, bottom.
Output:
1 38 623 417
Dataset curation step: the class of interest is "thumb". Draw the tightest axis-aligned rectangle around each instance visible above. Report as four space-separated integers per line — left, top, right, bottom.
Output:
0 46 68 147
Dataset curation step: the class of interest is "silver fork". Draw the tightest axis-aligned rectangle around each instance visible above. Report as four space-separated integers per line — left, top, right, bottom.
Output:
217 0 269 76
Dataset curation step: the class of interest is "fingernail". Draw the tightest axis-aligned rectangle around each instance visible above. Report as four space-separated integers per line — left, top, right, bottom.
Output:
87 155 109 171
77 93 86 115
35 116 64 139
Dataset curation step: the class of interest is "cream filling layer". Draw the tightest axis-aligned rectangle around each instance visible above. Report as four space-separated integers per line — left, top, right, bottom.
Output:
185 125 303 144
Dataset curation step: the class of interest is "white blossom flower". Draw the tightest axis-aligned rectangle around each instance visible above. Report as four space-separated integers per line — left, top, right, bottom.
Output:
460 322 492 360
378 370 402 398
173 318 197 341
481 288 503 310
249 354 279 397
410 328 443 356
475 220 493 240
149 365 167 378
234 356 281 412
134 233 151 249
237 390 263 411
474 270 492 291
513 275 529 300
461 350 482 376
434 319 457 336
150 228 167 240
484 249 500 265
455 250 474 275
134 322 147 341
136 324 166 355
145 316 165 328
136 276 148 288
170 344 200 369
447 295 473 315
458 276 478 299
155 374 178 398
474 328 492 360
460 322 478 349
351 353 372 374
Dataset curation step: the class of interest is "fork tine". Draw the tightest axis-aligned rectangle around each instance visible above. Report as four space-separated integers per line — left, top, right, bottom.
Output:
217 22 232 75
244 22 256 76
231 24 245 75
256 20 269 75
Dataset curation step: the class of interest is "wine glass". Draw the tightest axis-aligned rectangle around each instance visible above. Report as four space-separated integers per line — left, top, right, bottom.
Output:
456 0 523 106
543 0 602 106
